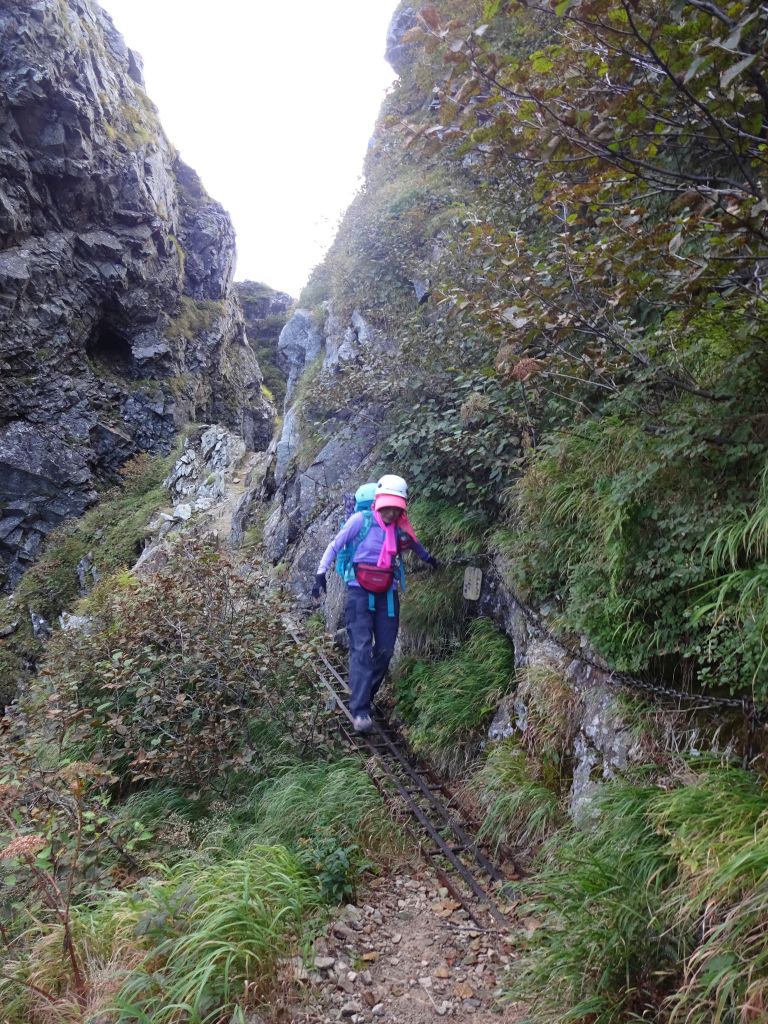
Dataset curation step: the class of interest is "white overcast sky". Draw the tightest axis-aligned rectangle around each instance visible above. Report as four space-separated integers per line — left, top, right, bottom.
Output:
100 0 398 297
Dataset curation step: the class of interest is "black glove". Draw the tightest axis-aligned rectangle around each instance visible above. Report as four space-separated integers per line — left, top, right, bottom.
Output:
311 572 327 598
426 555 439 570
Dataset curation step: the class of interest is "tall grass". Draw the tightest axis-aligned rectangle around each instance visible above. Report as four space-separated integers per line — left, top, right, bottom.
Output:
0 845 322 1024
112 845 321 1023
507 761 768 1024
506 406 768 697
653 764 768 1023
508 779 680 1024
407 499 488 556
401 499 488 654
705 466 768 571
396 618 515 775
0 759 395 1024
209 758 394 856
691 465 768 687
518 664 581 754
472 740 562 852
399 566 468 654
116 787 207 827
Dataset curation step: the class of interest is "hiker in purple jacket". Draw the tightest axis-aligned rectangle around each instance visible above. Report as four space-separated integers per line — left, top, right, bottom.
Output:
312 474 438 732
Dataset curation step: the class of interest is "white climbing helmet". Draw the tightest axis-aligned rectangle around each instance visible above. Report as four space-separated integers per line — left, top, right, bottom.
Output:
376 474 408 499
375 474 408 511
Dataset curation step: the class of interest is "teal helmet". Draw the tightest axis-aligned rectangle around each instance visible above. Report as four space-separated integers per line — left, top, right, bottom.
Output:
354 482 377 511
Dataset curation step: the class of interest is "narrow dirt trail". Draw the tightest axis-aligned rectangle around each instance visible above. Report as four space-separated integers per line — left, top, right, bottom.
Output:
140 436 528 1022
269 618 527 1022
277 864 527 1023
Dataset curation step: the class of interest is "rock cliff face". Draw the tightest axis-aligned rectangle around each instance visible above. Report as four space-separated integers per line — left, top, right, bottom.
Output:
262 304 389 609
235 281 293 409
0 0 273 587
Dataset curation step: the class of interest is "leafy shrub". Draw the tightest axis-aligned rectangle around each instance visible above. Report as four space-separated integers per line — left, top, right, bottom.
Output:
0 759 142 954
36 541 315 789
385 370 524 510
0 756 162 1023
295 834 368 904
0 451 176 700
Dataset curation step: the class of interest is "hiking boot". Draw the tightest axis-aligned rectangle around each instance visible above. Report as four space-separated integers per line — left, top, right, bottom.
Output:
352 713 372 733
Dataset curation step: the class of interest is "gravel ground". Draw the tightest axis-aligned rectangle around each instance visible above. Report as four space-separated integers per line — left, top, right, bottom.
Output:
269 866 528 1024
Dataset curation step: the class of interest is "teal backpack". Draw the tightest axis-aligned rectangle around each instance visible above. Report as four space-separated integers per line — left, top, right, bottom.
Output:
335 483 377 584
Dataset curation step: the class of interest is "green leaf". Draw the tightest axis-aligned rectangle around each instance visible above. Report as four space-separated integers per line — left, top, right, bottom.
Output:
531 54 554 74
720 53 757 90
683 54 711 84
722 10 759 50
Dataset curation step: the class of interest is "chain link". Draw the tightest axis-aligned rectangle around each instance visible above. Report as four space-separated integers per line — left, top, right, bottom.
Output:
445 554 768 724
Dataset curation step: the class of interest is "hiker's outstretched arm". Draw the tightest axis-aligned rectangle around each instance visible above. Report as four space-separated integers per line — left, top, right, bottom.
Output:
413 540 438 568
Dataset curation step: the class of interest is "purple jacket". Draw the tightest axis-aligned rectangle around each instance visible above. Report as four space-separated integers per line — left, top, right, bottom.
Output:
317 512 431 588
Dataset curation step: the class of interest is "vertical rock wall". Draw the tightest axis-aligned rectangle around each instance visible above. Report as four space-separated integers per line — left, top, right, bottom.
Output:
0 0 273 587
261 305 390 617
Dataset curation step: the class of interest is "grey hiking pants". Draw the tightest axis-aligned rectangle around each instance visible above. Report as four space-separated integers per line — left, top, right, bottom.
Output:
345 586 400 716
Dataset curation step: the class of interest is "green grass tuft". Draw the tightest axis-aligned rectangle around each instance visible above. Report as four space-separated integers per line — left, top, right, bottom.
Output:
396 618 515 775
472 740 562 852
213 758 393 856
407 498 488 557
506 761 768 1024
111 844 322 1023
508 777 680 1024
399 565 468 654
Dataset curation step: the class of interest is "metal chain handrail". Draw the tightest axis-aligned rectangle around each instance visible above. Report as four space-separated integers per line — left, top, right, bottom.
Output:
444 553 768 724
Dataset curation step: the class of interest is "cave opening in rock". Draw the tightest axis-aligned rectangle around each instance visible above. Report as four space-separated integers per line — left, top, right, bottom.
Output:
87 324 135 377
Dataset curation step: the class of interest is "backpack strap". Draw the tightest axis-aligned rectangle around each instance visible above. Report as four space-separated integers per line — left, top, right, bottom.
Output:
359 510 374 542
368 589 395 617
339 510 374 584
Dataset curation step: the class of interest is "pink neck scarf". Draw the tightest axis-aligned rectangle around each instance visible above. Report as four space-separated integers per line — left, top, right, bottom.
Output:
373 510 418 568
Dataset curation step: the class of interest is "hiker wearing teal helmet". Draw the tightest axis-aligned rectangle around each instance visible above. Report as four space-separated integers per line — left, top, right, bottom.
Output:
312 474 438 732
355 482 377 508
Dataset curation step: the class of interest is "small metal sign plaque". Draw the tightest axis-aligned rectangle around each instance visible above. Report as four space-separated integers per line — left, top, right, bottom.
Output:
463 566 483 601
